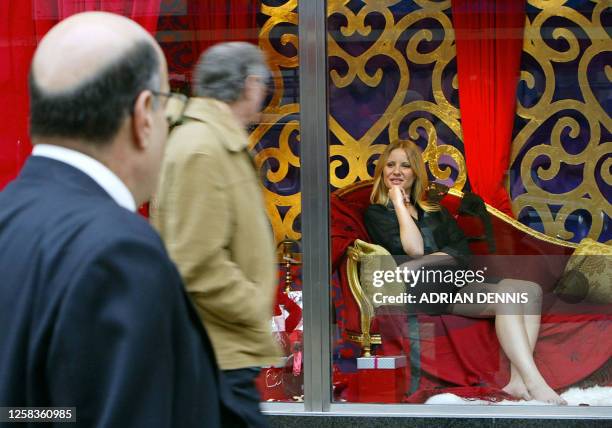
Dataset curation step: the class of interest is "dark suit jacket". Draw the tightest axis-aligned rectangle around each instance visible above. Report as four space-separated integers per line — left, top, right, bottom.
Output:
0 156 244 427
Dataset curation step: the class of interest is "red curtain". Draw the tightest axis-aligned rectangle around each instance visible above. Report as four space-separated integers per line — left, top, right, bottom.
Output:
0 2 37 190
188 0 258 55
0 0 161 190
452 0 526 216
160 0 259 90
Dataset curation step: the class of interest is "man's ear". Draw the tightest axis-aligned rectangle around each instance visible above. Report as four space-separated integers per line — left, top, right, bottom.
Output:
132 90 155 150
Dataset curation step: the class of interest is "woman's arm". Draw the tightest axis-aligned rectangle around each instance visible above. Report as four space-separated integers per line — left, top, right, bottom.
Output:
389 186 424 257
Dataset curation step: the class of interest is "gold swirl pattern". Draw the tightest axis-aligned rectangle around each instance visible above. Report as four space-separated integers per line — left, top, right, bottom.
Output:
254 0 609 245
250 0 301 243
511 0 611 243
327 0 466 191
254 0 467 242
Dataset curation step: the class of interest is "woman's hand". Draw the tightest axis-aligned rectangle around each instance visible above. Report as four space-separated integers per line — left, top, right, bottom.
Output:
401 188 411 206
389 186 406 207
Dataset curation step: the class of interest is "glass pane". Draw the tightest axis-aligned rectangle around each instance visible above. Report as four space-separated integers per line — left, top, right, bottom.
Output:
328 0 611 408
0 0 305 417
157 0 303 403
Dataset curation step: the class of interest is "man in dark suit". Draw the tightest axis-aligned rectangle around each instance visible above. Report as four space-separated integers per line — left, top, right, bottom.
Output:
0 12 246 426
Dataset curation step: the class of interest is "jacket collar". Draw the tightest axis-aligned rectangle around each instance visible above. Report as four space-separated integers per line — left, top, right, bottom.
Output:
31 144 136 211
181 97 249 152
18 155 113 203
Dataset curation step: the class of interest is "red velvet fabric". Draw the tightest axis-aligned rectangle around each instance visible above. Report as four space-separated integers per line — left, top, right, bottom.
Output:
0 0 161 191
188 0 258 50
331 185 372 270
331 182 612 402
0 1 38 190
33 0 160 36
331 185 372 335
161 0 259 90
452 0 526 216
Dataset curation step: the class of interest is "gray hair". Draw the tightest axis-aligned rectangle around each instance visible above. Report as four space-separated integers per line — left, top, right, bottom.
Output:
192 42 270 103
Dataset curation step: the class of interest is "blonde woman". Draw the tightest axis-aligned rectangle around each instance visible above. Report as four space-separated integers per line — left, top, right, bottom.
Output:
364 140 566 404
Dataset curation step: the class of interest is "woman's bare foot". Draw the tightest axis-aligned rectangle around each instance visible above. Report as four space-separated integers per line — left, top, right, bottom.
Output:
502 379 532 400
526 380 567 405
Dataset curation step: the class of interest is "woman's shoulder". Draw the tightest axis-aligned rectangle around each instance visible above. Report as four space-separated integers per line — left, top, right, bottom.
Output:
364 203 392 216
365 203 387 213
364 203 392 223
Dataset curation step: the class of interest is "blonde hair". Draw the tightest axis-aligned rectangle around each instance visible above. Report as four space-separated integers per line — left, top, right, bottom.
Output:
370 140 439 212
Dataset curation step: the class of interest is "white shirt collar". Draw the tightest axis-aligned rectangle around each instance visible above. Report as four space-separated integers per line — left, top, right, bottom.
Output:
31 144 137 212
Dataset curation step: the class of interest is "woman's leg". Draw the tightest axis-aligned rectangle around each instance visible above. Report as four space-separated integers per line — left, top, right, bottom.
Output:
510 279 543 348
450 280 566 404
505 280 543 400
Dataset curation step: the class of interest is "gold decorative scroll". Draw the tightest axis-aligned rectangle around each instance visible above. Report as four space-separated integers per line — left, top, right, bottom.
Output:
253 0 610 245
511 0 611 242
251 0 301 243
327 0 466 191
253 0 468 242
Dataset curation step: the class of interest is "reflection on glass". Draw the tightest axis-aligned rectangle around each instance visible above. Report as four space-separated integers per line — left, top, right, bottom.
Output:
157 0 303 403
328 0 611 406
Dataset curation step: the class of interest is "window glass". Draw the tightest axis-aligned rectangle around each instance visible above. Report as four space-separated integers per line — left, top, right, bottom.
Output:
328 0 611 407
157 0 303 403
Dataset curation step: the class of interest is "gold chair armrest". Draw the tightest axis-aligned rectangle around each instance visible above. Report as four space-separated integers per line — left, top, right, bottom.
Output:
346 245 376 357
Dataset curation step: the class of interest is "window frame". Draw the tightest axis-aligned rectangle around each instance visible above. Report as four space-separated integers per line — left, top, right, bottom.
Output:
262 0 612 420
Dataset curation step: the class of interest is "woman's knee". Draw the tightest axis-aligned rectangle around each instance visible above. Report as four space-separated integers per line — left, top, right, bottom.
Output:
498 279 543 302
496 279 518 294
520 280 543 300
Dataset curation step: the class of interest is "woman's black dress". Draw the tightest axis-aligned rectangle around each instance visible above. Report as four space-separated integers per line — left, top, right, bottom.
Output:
364 203 471 314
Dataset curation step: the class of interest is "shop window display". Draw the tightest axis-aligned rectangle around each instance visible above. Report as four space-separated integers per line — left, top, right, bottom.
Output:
0 0 609 417
0 0 305 404
327 0 611 406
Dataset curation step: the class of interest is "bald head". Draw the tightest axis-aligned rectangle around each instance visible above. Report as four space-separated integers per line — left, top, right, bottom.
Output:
32 12 159 94
29 12 167 145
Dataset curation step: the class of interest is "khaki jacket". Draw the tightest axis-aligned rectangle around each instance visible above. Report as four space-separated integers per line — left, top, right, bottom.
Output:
151 97 280 370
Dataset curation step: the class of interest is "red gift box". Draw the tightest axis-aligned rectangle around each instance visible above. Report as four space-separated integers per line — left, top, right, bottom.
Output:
356 356 407 403
255 353 303 402
255 366 287 401
255 357 292 401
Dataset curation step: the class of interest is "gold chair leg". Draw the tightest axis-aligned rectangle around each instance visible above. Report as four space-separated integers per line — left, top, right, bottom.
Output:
363 345 371 357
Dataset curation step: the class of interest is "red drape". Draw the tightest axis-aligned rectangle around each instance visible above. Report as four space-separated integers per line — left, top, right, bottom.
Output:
0 0 161 190
0 1 37 190
188 0 258 55
160 0 259 90
452 0 526 216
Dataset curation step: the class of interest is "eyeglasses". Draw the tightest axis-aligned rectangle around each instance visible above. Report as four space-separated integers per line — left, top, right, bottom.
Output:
151 91 188 128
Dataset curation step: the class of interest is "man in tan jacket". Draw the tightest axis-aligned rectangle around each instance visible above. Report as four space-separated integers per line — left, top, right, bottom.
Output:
151 42 279 428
